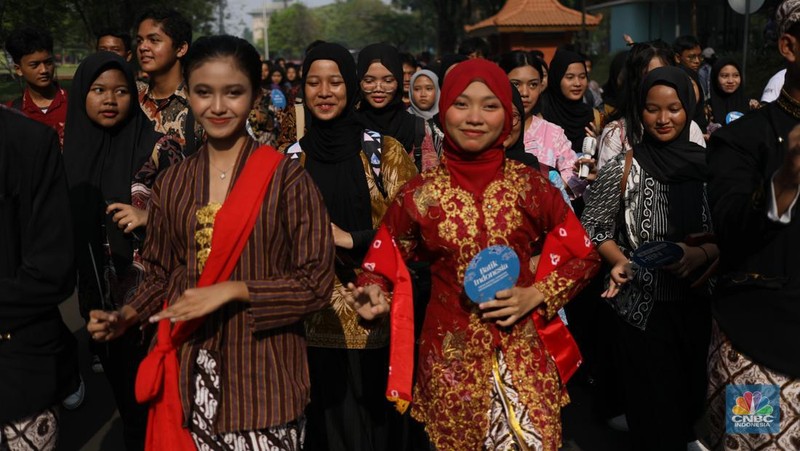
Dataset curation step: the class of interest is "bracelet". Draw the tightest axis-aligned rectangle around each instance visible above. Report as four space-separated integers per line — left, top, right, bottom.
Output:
698 245 710 264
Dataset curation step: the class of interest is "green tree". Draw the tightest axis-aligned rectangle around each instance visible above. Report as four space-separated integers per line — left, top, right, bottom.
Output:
313 0 422 52
268 3 320 59
391 0 503 55
0 0 219 53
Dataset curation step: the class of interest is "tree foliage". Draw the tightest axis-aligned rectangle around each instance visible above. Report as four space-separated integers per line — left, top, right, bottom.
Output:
267 3 320 59
267 0 427 59
0 0 220 52
391 0 504 55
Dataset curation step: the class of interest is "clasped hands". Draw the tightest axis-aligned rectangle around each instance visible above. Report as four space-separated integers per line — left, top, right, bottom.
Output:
341 283 546 327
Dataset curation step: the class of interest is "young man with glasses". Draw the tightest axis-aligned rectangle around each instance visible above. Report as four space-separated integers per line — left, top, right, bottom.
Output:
673 35 704 73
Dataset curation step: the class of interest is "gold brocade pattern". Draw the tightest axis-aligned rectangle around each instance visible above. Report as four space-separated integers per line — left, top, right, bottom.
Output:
535 271 578 320
305 136 417 349
402 160 586 450
195 203 222 274
414 162 526 282
411 317 567 451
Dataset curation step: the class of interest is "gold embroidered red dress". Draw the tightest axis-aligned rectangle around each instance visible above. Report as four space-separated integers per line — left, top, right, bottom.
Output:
362 159 600 450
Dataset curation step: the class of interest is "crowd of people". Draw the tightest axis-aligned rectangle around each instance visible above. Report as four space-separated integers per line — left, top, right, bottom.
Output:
2 1 800 451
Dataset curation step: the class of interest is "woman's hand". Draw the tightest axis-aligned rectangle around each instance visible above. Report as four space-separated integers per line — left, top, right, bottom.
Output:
602 259 633 298
749 98 761 110
585 123 598 139
663 243 706 279
107 203 148 234
148 281 249 323
573 157 598 182
479 285 545 327
341 283 389 321
87 305 139 342
332 223 354 249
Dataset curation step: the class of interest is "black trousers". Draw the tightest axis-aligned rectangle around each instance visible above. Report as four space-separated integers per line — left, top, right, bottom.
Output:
304 347 396 451
616 298 711 451
93 328 149 451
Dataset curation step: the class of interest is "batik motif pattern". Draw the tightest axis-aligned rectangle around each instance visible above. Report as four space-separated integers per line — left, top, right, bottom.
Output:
0 407 58 451
190 350 305 451
485 350 544 451
706 321 800 451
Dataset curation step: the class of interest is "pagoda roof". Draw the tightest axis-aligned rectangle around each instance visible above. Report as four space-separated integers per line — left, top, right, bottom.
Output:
465 0 601 34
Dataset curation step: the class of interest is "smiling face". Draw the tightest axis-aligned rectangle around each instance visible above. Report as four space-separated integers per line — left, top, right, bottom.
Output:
304 59 347 121
507 65 541 117
187 57 255 144
444 81 505 153
642 84 687 143
412 75 436 111
717 64 741 94
136 19 186 75
560 62 587 101
360 62 398 108
85 68 131 128
15 50 55 90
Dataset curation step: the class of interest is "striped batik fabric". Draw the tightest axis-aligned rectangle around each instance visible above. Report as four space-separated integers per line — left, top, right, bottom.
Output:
128 139 335 434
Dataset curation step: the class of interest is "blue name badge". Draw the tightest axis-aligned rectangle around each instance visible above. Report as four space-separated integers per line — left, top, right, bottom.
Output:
726 111 744 124
631 241 683 269
271 89 287 110
464 245 520 303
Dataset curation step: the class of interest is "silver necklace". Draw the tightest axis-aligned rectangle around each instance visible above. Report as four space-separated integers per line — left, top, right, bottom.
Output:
209 159 235 179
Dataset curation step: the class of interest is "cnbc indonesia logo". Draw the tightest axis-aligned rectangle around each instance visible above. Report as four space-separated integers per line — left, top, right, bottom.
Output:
726 385 780 434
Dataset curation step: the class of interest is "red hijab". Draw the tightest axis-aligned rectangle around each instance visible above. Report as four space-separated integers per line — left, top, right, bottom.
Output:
439 58 512 193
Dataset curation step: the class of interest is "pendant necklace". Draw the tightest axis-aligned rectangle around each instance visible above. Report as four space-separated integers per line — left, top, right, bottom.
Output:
209 159 235 180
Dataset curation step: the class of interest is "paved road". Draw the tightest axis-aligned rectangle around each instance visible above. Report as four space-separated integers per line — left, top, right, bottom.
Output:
56 293 630 451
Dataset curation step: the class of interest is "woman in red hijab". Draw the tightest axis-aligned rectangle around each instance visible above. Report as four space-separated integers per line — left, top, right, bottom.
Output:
347 59 600 450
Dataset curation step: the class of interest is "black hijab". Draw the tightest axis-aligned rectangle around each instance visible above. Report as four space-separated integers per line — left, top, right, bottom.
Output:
355 43 419 151
710 58 748 124
63 52 159 275
540 49 595 154
300 43 372 233
634 66 709 240
505 86 539 169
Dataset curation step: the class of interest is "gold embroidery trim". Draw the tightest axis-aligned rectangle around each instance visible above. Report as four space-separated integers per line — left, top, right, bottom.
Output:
195 202 222 274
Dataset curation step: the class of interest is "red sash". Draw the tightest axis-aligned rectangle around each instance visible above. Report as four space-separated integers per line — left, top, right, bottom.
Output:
360 225 414 414
532 210 594 384
134 146 283 451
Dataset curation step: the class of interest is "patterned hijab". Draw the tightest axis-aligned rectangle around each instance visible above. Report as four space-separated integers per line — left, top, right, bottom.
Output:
440 58 512 193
